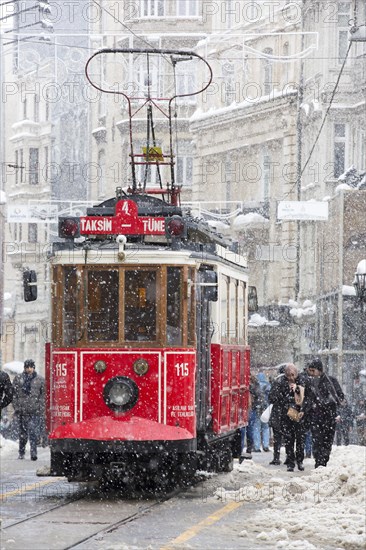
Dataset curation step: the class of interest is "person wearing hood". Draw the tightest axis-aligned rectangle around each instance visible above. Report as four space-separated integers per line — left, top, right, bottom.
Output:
12 360 45 461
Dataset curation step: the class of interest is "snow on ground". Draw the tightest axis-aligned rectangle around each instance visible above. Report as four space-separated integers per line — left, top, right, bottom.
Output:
212 446 366 549
0 435 18 456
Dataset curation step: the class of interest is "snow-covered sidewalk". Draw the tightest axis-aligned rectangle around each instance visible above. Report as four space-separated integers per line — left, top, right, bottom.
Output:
212 445 366 549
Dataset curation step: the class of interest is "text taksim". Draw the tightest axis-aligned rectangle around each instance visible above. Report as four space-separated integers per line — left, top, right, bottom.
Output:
81 218 112 232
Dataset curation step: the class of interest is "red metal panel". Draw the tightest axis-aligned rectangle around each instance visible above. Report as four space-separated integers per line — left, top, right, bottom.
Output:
79 350 161 423
48 347 196 441
50 351 78 432
164 351 196 436
211 344 250 434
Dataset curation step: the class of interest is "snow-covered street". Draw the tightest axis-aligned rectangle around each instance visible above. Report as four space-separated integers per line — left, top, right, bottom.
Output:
213 445 366 549
1 437 365 550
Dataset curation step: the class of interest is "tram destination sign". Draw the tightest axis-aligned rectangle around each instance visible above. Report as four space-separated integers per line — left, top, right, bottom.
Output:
277 201 328 221
80 200 166 235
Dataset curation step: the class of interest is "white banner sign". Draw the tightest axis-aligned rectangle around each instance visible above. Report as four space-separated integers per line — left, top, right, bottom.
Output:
7 204 59 223
278 201 328 221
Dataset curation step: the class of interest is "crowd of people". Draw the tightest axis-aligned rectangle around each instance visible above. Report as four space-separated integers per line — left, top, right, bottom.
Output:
241 358 366 472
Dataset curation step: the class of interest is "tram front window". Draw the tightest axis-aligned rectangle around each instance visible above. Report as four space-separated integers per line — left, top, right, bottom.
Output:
124 270 157 341
63 267 78 346
87 270 119 341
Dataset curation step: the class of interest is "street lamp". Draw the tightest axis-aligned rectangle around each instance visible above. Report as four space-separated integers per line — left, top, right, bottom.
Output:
353 259 366 307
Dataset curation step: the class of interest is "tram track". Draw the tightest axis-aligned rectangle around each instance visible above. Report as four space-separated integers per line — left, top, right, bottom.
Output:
1 481 188 550
64 489 180 550
1 484 91 530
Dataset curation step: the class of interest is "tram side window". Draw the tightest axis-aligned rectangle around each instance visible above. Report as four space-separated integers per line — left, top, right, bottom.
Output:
124 270 157 341
220 276 229 343
87 270 119 341
63 267 78 346
167 267 182 346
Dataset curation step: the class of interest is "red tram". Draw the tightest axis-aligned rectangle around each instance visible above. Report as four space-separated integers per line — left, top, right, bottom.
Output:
25 49 253 487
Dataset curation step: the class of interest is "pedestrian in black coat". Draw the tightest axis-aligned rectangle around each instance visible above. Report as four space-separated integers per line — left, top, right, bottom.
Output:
306 357 345 468
0 370 13 416
268 364 307 472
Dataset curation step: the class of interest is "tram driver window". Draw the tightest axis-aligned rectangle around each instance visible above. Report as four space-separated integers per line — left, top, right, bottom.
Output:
87 270 119 341
124 270 157 341
63 267 78 346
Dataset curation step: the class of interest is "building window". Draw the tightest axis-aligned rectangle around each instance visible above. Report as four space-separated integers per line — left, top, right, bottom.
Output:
176 60 196 101
262 48 273 95
44 146 49 183
28 223 37 243
16 148 24 183
177 0 198 16
176 155 193 186
34 95 39 122
222 61 236 106
338 3 351 63
29 148 39 185
141 0 164 17
175 140 193 186
283 42 290 82
23 98 27 119
97 149 106 197
262 149 271 200
334 123 346 178
15 150 19 184
135 54 160 97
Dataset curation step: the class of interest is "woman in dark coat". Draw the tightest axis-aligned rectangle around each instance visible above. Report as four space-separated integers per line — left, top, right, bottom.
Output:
269 364 307 472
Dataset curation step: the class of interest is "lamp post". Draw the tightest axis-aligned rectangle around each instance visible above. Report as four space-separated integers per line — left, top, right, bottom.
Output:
353 259 366 310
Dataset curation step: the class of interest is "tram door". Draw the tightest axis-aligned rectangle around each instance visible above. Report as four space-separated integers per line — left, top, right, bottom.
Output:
195 269 217 433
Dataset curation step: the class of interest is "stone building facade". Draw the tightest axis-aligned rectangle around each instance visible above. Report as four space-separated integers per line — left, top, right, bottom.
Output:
1 1 365 392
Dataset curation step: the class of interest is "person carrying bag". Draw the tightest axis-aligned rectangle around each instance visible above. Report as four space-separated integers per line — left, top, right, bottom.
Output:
269 363 307 472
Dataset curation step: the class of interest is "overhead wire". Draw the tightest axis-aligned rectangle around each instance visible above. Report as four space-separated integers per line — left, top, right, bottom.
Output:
300 41 353 179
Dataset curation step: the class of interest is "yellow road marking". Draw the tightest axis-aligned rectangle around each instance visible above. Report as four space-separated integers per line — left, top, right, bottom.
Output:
0 480 59 501
160 500 243 549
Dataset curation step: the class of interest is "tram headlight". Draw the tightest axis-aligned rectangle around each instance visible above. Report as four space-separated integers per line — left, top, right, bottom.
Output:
133 358 149 376
94 360 107 373
103 377 139 412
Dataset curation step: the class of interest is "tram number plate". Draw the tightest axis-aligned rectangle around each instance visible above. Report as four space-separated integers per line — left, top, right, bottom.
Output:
175 362 189 377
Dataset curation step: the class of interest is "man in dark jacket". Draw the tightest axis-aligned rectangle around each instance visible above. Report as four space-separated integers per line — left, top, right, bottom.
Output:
306 357 344 468
268 364 307 472
0 370 13 415
12 359 45 460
